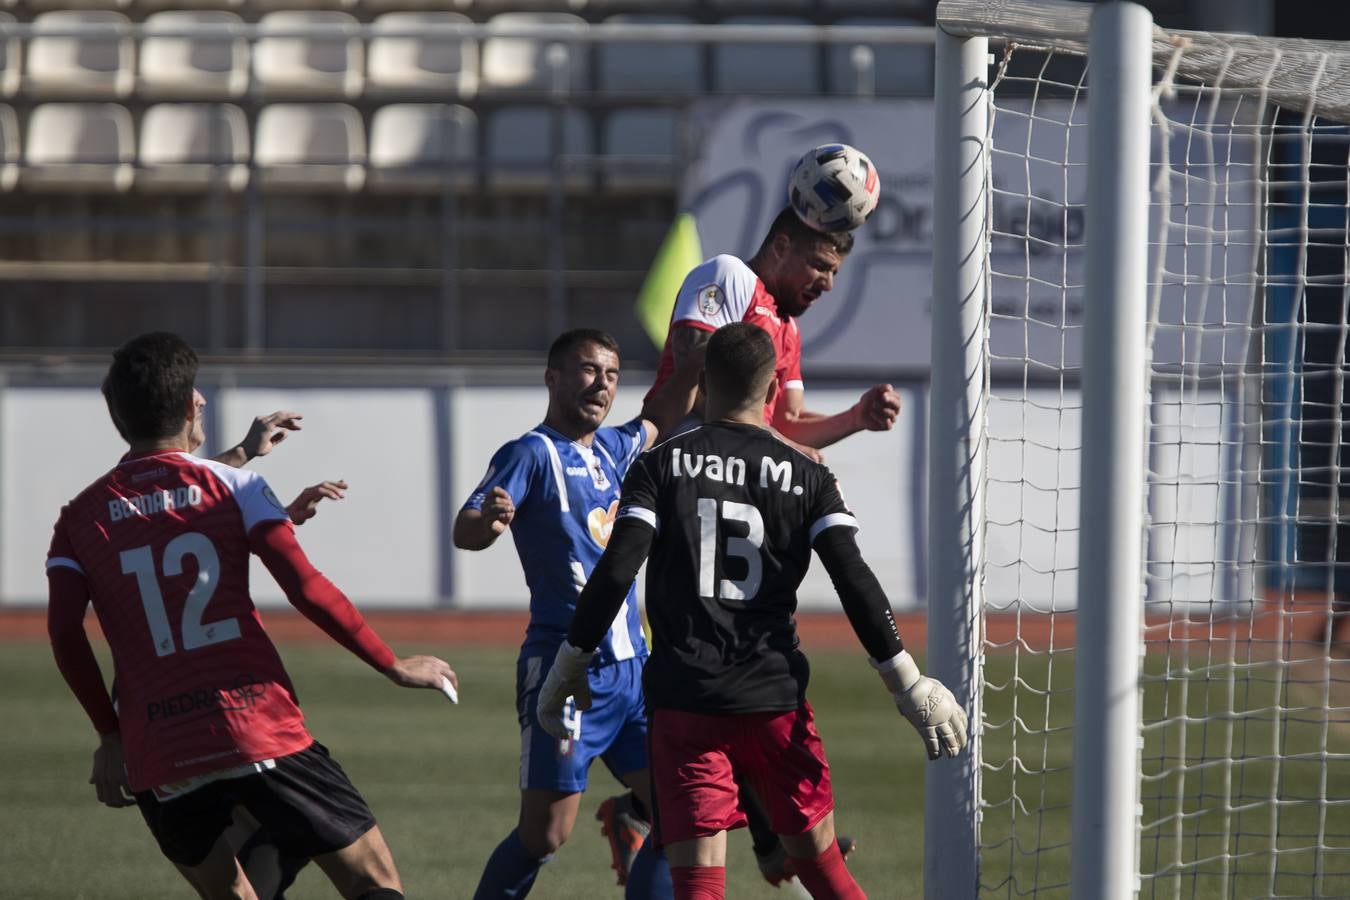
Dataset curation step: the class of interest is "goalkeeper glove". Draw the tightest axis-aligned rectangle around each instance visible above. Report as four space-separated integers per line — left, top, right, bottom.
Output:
872 650 969 760
536 641 594 740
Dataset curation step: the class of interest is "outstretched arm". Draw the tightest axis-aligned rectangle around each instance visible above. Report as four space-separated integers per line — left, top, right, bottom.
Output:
249 521 456 693
213 411 304 468
286 479 348 526
814 525 968 760
773 384 901 450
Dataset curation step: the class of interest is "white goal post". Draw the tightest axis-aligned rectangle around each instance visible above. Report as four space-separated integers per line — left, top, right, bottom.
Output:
930 1 1350 898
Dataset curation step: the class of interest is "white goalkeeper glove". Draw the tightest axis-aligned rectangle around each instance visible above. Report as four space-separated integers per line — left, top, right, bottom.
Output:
536 641 594 740
872 650 969 760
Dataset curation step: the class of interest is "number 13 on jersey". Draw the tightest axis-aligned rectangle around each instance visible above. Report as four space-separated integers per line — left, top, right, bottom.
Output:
696 498 765 602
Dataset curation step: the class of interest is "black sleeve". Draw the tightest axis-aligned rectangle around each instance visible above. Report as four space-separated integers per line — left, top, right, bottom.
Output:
814 525 904 662
567 517 656 652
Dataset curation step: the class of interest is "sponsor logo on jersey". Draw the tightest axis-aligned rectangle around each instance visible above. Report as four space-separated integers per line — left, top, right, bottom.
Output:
568 453 611 490
587 499 619 548
146 675 265 722
697 284 725 316
109 484 204 523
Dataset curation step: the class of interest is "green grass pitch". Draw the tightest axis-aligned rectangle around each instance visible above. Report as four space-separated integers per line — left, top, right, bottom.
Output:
0 641 931 899
4 640 1344 898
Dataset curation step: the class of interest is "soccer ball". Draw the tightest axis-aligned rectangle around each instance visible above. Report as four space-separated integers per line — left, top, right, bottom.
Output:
787 144 881 233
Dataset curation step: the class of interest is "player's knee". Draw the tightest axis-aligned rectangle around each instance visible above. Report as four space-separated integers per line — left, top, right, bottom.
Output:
518 820 571 858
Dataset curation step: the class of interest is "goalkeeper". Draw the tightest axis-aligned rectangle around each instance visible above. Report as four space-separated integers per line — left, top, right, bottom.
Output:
536 323 968 900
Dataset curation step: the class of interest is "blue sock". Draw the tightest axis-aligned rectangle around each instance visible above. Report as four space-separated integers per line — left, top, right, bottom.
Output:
473 830 549 900
624 842 673 900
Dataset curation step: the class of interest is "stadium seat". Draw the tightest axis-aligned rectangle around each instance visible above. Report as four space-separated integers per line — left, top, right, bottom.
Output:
368 103 477 193
601 108 679 191
0 13 19 98
137 0 243 11
26 11 135 99
253 11 364 99
713 16 819 94
368 12 478 99
28 0 129 10
138 103 248 192
480 12 589 94
0 105 17 190
486 106 592 190
139 11 248 100
21 103 134 192
597 14 701 95
251 0 355 10
826 17 932 95
255 103 365 192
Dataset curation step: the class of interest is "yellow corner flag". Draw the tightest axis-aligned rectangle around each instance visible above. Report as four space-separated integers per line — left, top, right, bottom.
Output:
634 212 703 349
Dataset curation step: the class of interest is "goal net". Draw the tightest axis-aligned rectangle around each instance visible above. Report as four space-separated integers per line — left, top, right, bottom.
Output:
929 1 1350 897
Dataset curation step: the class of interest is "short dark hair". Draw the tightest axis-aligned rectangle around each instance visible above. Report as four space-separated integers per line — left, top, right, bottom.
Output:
761 206 855 256
705 322 777 409
546 328 621 369
102 332 199 443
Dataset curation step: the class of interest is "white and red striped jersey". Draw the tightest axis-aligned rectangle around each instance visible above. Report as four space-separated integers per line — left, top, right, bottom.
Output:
645 255 804 424
47 449 312 792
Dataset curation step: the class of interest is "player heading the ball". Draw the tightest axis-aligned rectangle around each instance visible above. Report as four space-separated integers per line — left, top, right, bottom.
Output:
539 322 968 900
46 331 457 900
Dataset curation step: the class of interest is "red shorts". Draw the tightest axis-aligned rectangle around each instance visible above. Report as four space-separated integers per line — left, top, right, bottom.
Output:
648 703 834 845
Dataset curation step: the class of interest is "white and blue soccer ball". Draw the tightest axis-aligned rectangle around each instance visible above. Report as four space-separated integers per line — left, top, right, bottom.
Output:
787 143 881 233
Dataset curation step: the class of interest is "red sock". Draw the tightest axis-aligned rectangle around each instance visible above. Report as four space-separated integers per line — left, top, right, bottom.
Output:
671 865 725 900
791 843 866 899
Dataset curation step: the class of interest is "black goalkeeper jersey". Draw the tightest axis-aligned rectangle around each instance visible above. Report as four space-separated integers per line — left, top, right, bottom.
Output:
615 421 857 714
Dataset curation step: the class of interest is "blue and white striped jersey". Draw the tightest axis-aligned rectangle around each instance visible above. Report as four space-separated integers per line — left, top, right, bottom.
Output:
464 418 648 665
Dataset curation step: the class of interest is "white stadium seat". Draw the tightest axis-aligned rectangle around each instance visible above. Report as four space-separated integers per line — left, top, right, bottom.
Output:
486 106 592 190
368 103 477 193
602 108 679 191
137 0 242 11
826 17 932 96
139 11 248 100
138 103 248 192
21 103 134 192
598 14 701 95
0 12 19 98
0 105 17 190
713 15 819 94
368 12 478 99
27 11 135 99
28 0 129 11
480 12 589 93
255 103 365 192
253 11 364 99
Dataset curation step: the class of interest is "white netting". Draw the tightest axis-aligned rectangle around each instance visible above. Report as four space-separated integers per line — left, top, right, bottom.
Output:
949 7 1350 897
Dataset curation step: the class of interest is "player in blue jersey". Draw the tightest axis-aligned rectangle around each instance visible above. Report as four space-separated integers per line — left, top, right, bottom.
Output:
454 329 671 899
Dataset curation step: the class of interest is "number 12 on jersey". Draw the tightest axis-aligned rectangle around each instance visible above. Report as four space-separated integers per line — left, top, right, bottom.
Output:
120 532 240 657
696 498 765 602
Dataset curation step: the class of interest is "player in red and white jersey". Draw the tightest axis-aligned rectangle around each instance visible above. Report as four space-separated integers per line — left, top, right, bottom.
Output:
643 208 902 454
47 332 455 900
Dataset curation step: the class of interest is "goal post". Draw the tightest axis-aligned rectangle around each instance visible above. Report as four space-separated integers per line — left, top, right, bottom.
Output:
929 0 1350 897
927 23 990 899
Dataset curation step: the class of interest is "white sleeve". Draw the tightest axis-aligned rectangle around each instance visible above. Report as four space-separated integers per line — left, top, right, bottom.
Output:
669 256 759 330
190 457 292 533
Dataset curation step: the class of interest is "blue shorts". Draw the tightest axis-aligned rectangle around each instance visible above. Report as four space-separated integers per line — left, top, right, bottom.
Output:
516 653 649 793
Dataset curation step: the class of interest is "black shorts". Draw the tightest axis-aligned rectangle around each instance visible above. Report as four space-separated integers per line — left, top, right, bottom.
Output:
135 741 377 868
